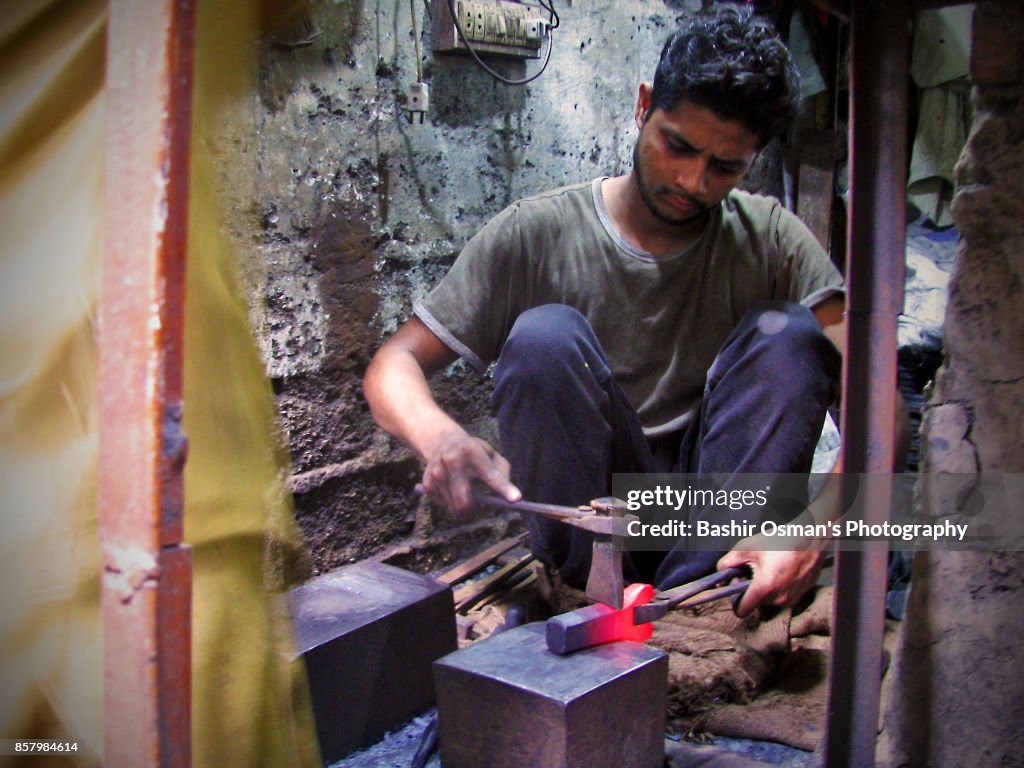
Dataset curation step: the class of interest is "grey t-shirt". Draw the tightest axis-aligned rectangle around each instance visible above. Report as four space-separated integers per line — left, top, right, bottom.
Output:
415 179 843 436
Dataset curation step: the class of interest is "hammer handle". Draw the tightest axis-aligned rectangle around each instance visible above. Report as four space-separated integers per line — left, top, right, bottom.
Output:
414 484 624 534
414 483 585 520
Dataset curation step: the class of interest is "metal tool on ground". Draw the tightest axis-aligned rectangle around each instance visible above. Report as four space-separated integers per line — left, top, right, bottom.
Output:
436 534 526 586
546 566 752 655
452 552 536 614
414 484 636 608
409 714 438 768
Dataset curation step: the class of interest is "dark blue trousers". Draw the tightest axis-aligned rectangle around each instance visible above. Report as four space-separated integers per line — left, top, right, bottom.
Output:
490 302 840 591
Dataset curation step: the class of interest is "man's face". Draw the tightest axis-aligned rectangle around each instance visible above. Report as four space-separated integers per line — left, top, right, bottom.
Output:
632 86 760 227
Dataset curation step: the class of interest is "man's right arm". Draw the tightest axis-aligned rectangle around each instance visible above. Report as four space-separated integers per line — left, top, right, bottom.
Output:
362 316 521 515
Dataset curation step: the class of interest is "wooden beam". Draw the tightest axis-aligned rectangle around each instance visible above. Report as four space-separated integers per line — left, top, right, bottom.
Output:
795 127 837 251
99 1 196 765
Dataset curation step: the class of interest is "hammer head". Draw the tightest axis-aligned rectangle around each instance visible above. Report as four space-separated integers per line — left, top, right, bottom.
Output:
584 497 628 609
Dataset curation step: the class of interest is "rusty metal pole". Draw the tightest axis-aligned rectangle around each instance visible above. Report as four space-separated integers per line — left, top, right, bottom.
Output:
99 1 196 765
824 1 908 766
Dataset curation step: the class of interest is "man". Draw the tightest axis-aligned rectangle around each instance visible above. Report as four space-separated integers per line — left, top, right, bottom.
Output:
364 5 847 615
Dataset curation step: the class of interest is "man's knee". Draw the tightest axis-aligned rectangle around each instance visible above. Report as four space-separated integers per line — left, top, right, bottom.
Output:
748 300 819 341
743 301 837 364
496 304 609 383
712 301 840 396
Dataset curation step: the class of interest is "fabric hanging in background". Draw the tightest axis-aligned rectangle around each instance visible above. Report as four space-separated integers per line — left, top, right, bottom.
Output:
908 5 974 228
184 1 320 765
789 9 827 101
0 0 106 762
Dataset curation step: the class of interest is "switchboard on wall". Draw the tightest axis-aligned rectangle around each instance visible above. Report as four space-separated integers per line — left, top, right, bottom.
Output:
431 0 549 59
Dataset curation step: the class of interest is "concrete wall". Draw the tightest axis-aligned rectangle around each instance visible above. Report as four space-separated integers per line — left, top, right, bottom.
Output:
879 3 1024 765
248 0 732 574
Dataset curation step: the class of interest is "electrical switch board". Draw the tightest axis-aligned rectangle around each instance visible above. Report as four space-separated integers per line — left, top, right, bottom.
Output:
432 0 548 59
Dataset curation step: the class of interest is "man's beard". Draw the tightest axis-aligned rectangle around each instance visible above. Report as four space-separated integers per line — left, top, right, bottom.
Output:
632 140 710 227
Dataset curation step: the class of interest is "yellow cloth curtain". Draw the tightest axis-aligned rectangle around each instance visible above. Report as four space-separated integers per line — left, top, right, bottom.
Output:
0 1 105 763
185 1 319 765
0 0 319 764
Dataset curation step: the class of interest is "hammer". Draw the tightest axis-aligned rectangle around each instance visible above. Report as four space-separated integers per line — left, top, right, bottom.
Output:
414 485 636 609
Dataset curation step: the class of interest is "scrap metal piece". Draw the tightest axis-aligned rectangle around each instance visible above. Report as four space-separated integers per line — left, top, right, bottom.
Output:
452 552 535 614
436 534 526 586
288 561 457 764
434 622 667 768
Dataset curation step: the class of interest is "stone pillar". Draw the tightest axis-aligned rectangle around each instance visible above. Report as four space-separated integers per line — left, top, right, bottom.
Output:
879 4 1024 765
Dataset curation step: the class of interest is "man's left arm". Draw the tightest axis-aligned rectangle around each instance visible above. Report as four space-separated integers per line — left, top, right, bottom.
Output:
718 294 911 616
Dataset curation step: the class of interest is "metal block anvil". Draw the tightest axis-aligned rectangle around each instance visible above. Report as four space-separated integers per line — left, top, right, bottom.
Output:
433 622 667 768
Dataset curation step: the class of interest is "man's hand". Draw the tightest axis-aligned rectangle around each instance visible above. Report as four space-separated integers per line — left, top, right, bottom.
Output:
718 539 824 617
363 316 522 517
421 428 521 516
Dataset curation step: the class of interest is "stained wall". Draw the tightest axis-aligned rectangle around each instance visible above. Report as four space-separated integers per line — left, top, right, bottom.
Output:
246 0 724 573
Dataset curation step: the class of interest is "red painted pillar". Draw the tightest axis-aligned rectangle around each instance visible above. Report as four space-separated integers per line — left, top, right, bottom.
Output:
824 0 908 765
99 1 196 765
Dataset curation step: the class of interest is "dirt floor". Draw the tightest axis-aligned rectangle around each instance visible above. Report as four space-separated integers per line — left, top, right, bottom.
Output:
330 711 814 768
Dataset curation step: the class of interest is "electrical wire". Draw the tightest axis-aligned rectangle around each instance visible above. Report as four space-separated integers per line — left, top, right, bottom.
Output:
536 0 559 29
410 0 423 82
444 0 556 86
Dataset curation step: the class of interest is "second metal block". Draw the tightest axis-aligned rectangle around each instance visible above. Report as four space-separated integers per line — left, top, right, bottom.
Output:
289 561 457 764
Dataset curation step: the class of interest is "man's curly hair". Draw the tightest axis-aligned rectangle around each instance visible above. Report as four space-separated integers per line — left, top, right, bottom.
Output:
649 4 800 147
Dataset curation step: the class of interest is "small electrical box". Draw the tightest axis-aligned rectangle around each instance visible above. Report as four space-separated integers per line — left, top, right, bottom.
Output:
405 81 430 123
432 0 549 59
